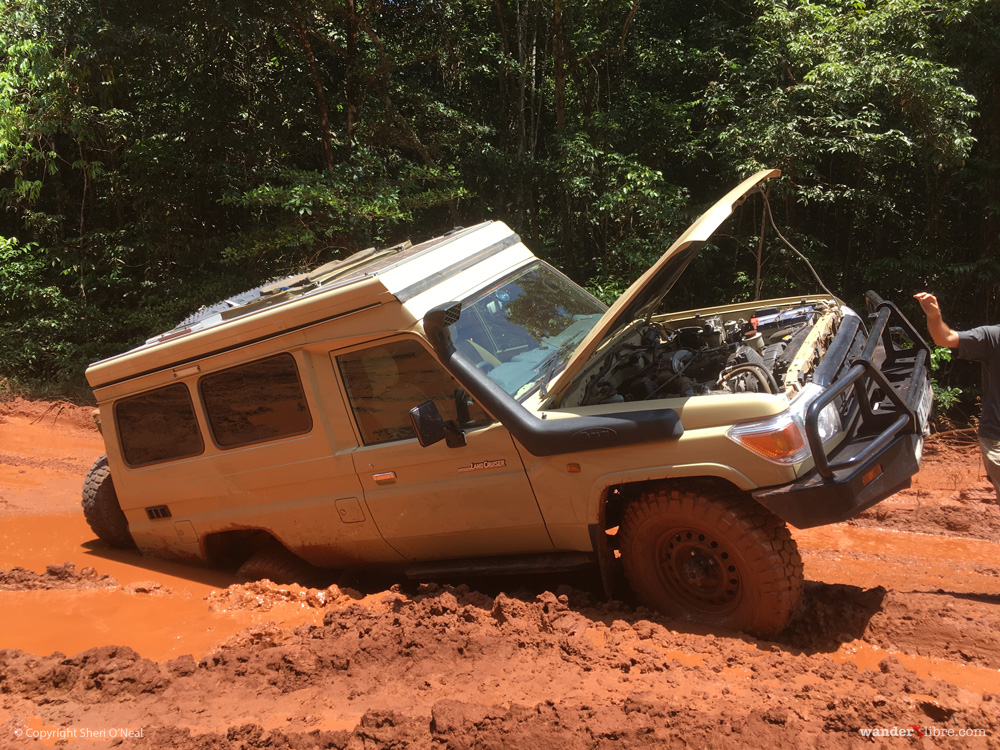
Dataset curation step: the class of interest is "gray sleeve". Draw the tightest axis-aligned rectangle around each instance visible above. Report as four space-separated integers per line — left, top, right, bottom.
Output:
958 326 1000 363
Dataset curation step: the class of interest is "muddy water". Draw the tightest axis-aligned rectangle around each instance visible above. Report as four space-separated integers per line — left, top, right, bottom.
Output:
830 641 1000 696
0 514 228 590
797 524 1000 569
4 590 253 661
0 411 101 516
0 514 324 660
796 524 1000 593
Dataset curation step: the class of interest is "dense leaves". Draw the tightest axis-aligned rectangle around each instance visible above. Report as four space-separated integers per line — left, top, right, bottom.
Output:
0 0 996 402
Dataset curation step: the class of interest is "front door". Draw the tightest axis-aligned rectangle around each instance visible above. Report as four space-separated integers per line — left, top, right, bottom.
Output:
334 337 553 560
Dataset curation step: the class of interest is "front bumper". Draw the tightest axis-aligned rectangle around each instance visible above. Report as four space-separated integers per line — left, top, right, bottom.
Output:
753 431 923 528
753 300 932 529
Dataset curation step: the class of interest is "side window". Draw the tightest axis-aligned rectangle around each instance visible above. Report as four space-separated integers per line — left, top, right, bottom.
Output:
338 338 491 446
200 353 312 448
115 384 204 466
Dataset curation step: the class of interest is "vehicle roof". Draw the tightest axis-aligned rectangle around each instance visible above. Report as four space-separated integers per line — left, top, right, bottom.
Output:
86 221 526 393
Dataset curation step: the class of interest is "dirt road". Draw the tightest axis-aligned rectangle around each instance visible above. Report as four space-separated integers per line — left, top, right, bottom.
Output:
1 398 999 748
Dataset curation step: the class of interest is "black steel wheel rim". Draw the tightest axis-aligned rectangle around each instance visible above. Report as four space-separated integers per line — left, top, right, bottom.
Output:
655 527 742 615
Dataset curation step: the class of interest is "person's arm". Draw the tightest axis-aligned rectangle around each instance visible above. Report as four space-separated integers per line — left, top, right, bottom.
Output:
913 292 960 348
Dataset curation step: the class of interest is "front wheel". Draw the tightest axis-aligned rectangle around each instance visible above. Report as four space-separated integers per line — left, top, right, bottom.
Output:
619 487 802 639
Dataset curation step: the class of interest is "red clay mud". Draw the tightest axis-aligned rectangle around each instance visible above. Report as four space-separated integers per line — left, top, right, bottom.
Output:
850 439 1000 543
1 401 999 748
0 562 117 591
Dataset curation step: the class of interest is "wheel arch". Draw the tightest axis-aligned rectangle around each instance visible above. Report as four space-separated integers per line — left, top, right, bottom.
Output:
588 464 756 532
202 528 290 569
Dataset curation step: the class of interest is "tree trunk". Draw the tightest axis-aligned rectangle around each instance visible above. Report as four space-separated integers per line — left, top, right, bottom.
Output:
292 21 335 171
344 0 360 146
552 0 566 136
552 0 573 268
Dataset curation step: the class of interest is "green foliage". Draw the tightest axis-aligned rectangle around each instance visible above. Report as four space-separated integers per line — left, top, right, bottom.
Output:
696 0 981 302
928 345 963 421
553 131 687 283
586 275 628 305
930 345 954 371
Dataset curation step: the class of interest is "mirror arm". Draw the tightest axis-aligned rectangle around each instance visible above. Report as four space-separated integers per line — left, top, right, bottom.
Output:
444 420 467 448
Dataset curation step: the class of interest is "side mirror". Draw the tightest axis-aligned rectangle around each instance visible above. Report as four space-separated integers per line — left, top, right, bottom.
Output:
454 388 471 425
409 401 466 448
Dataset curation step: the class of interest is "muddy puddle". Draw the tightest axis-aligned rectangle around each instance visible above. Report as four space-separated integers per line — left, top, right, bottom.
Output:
0 514 335 661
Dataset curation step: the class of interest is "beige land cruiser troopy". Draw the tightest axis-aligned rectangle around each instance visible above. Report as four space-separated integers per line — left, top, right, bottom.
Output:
82 170 932 638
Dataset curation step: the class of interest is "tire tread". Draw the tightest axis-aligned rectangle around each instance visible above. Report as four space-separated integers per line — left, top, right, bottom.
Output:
81 454 135 549
236 545 318 586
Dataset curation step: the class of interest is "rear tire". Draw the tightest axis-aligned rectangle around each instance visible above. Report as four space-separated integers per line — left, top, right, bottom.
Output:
236 544 319 586
81 455 135 549
619 487 802 639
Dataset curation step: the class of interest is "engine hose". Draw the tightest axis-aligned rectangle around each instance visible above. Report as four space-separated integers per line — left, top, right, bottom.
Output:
718 363 779 394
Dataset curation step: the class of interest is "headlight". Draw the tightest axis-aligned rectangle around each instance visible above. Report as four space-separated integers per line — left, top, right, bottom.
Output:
726 384 842 464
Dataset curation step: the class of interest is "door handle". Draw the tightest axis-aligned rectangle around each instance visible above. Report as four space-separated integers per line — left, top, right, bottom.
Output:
372 471 397 485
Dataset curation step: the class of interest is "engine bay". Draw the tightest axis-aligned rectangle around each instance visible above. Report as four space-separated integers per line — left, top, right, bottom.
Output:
565 298 843 407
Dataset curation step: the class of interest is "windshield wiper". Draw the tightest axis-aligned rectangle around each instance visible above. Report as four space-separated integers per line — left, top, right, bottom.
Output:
537 331 588 397
538 356 561 398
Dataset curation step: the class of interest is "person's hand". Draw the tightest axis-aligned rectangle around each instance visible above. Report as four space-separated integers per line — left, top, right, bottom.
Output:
913 292 941 318
913 292 958 347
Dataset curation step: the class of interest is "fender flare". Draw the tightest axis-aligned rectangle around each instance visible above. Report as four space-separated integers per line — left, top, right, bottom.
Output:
585 463 756 527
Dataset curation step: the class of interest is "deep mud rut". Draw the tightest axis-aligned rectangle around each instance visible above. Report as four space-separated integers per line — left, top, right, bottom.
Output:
1 398 999 748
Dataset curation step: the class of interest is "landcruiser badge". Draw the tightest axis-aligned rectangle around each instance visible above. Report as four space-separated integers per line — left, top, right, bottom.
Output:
458 458 507 473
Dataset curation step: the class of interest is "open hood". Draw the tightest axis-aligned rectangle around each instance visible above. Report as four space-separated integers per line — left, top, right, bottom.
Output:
547 168 781 402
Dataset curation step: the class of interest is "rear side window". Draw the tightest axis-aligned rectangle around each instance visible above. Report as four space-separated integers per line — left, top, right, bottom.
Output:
115 384 204 466
200 353 312 448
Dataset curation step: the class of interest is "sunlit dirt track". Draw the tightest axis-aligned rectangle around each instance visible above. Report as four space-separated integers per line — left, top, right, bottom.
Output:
1 398 999 748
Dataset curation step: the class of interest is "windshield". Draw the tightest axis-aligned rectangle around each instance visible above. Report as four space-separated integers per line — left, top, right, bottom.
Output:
450 261 607 400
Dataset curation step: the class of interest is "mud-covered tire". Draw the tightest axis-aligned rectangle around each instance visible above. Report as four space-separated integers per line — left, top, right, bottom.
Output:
81 455 135 549
236 544 318 586
619 487 803 639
